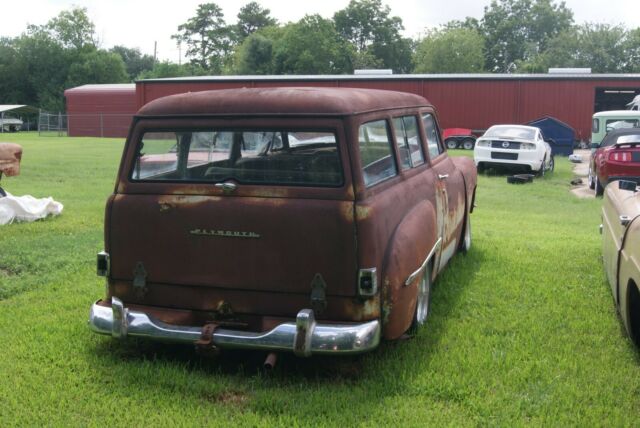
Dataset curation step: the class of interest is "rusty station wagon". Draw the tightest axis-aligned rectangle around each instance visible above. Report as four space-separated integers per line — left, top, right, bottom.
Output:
89 87 477 358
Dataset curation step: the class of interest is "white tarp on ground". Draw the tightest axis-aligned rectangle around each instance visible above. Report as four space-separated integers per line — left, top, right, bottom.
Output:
0 192 63 225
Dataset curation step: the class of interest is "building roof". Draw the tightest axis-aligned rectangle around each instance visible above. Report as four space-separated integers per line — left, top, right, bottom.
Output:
137 87 431 117
138 73 640 83
0 105 39 114
64 84 135 95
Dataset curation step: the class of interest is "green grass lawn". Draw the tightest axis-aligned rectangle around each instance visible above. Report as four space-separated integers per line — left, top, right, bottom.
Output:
1 134 638 426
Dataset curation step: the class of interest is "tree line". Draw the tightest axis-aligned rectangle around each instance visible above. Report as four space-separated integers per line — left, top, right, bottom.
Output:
1 0 639 112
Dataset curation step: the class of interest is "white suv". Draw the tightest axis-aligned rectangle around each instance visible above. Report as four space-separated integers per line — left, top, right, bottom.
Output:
474 125 554 175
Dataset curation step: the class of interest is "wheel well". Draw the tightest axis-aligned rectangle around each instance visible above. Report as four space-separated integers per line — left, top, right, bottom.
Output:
627 279 640 346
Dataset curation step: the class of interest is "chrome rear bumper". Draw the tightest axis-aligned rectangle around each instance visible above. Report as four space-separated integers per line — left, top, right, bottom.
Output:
89 298 381 356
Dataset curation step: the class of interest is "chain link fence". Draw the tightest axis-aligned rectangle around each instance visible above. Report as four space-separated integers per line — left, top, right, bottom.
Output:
38 112 68 136
38 112 132 138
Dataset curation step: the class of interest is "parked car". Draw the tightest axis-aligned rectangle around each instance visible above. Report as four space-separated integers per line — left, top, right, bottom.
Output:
88 87 478 358
588 128 640 196
474 124 554 175
591 110 640 146
601 180 640 345
0 117 23 133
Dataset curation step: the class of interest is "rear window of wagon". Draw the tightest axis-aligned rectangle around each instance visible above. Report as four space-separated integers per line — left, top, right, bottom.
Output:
131 129 344 187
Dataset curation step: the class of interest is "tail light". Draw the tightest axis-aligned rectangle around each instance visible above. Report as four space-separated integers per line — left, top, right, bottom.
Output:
609 151 632 162
97 251 110 277
358 268 378 297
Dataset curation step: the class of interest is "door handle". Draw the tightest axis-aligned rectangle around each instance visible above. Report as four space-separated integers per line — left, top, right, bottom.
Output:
438 174 449 180
620 215 631 226
215 182 237 193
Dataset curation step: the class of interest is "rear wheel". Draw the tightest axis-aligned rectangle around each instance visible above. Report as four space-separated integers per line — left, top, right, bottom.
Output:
461 138 475 150
588 167 595 189
410 263 432 333
548 155 555 173
445 138 458 150
537 158 546 177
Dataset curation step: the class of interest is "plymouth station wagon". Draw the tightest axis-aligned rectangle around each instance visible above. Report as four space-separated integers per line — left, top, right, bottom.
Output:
89 87 477 358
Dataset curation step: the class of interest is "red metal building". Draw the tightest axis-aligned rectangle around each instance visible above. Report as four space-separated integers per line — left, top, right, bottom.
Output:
135 74 640 141
64 84 136 137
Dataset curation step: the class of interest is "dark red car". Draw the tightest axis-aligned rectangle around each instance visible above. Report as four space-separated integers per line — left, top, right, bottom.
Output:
588 128 640 196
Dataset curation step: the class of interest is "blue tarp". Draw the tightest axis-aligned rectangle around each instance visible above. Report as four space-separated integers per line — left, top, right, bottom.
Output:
527 116 575 156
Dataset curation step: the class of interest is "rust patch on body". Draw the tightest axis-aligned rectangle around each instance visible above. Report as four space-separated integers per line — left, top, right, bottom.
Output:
355 205 372 221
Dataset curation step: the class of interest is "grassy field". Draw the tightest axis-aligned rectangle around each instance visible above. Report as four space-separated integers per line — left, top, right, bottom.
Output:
1 133 639 426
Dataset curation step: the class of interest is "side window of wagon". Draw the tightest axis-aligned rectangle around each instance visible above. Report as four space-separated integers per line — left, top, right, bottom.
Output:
393 116 425 169
422 113 444 159
358 120 398 187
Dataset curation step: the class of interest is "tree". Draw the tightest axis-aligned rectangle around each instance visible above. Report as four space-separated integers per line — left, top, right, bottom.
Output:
172 3 232 73
272 15 352 74
334 0 412 72
137 61 208 80
234 2 277 43
13 29 71 111
414 28 485 73
46 6 97 50
481 0 574 72
518 23 635 73
0 38 29 104
626 28 640 72
110 46 155 81
571 24 629 73
66 50 128 88
232 33 274 74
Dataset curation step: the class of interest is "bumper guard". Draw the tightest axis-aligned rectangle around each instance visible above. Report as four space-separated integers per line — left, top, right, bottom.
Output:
89 298 381 356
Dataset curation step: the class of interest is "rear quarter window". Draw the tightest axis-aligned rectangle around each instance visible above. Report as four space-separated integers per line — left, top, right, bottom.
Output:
358 120 397 187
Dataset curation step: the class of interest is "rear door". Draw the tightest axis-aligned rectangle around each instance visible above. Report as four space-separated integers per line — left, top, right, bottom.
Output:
422 113 465 270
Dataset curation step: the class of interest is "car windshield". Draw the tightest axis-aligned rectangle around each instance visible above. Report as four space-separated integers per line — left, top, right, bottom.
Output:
484 126 536 140
131 129 343 187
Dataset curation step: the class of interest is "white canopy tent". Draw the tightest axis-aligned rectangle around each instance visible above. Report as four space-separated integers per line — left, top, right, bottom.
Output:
0 105 39 132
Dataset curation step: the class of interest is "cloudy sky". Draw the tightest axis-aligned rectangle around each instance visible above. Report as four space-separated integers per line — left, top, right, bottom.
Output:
2 0 639 61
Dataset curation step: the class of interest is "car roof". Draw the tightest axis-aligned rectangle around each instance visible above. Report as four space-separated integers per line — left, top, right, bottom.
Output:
137 87 432 117
601 127 640 143
593 110 640 118
487 124 539 131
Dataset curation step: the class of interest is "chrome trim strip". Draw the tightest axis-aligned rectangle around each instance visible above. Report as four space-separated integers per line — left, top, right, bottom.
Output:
89 298 380 356
404 237 443 286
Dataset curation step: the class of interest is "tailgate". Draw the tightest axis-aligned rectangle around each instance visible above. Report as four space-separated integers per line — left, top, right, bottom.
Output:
109 194 357 297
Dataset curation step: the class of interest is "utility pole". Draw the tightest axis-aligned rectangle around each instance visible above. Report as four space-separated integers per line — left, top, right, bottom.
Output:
153 41 157 65
178 41 182 66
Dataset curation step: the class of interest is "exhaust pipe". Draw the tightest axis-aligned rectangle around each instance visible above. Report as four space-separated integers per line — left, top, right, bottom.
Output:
264 352 278 370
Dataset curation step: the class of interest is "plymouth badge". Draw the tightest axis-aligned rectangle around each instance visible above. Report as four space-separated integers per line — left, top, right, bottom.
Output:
190 229 261 239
